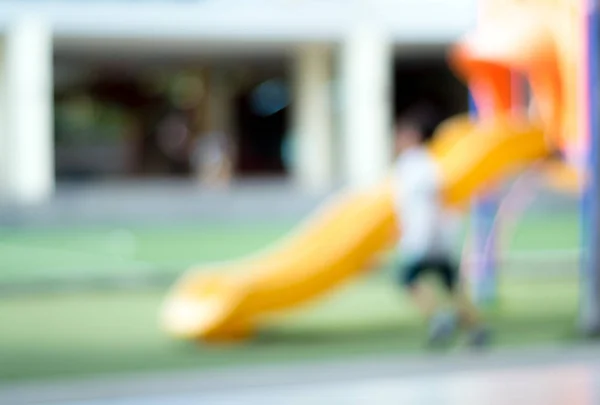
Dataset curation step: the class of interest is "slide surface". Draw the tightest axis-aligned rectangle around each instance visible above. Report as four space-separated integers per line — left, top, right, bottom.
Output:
162 179 397 340
161 116 551 341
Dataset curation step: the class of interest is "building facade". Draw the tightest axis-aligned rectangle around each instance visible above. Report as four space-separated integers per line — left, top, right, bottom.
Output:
0 0 477 204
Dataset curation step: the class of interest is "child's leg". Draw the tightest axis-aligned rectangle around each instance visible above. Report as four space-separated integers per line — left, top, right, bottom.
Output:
451 283 483 329
433 257 490 347
452 284 491 347
400 258 440 319
400 257 459 346
430 257 482 328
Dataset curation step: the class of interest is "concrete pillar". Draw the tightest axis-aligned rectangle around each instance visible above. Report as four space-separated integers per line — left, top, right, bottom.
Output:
339 26 393 187
291 45 334 190
206 68 234 136
0 18 53 205
194 68 236 185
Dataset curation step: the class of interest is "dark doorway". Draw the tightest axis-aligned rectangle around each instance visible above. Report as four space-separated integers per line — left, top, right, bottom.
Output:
394 56 469 121
234 78 289 177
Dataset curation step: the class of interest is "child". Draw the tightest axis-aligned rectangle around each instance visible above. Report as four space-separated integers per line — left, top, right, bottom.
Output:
393 103 489 348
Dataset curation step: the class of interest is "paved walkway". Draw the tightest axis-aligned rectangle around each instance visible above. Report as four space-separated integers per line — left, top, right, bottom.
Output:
0 178 577 228
3 343 600 405
0 179 332 228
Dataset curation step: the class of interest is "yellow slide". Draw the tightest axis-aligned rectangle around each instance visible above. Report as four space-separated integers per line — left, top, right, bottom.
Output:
541 160 582 194
161 180 397 341
161 116 551 341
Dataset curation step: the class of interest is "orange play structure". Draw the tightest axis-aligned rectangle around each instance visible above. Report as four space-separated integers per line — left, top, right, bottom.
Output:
161 0 583 341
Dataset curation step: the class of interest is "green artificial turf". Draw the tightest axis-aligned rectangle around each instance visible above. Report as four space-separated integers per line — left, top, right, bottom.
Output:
0 212 580 285
0 211 583 382
0 223 294 284
0 275 580 382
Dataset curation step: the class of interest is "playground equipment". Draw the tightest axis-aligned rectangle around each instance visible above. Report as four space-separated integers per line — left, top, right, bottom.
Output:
463 0 599 333
161 0 600 340
461 158 580 296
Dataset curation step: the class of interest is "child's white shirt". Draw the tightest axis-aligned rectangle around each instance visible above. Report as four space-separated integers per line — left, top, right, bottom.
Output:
393 147 461 260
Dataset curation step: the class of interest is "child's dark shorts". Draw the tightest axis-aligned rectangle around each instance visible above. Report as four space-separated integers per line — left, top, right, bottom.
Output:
399 255 459 291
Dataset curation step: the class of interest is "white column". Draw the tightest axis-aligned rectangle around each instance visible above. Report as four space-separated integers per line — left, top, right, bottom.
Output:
339 26 393 187
291 45 335 191
0 18 53 205
206 68 234 135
